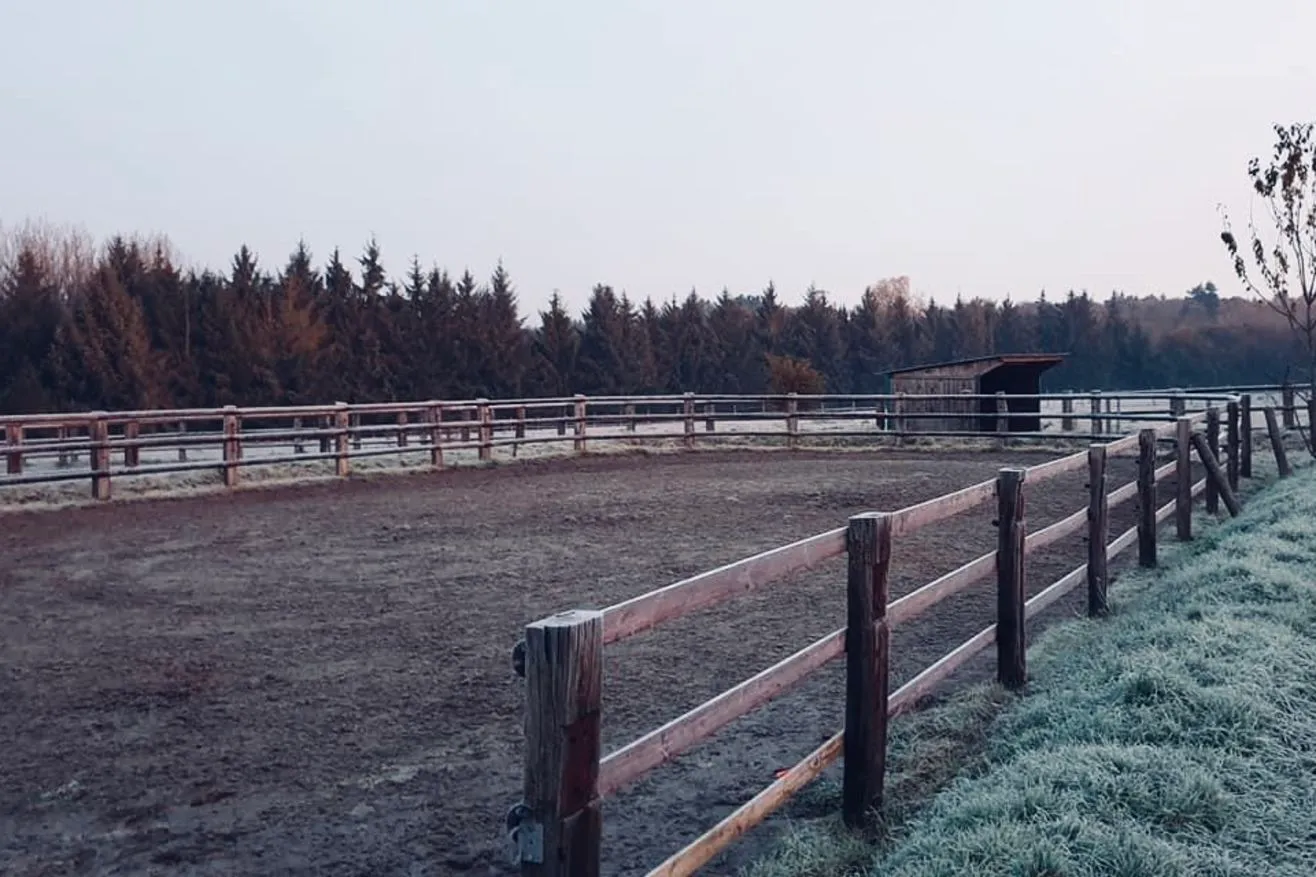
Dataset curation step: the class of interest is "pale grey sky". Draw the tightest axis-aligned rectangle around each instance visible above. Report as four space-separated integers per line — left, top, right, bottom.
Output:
2 1 1313 314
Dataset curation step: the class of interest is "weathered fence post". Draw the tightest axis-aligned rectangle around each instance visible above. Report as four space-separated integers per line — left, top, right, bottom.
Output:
516 405 527 450
396 411 409 448
1061 392 1075 433
320 413 332 454
175 421 187 463
1137 428 1157 568
558 404 569 438
1190 432 1242 517
1089 391 1101 436
683 393 696 450
478 400 493 462
787 393 799 449
624 403 636 433
123 420 140 468
1087 445 1109 617
1205 407 1221 514
843 512 892 827
894 392 905 445
704 402 715 433
520 609 603 877
91 414 111 500
996 468 1027 690
57 425 71 468
1264 407 1292 477
1283 383 1297 428
1175 417 1192 541
293 417 305 454
334 403 351 477
352 413 363 450
573 395 587 454
429 403 444 468
1240 393 1253 478
1226 399 1241 491
995 391 1008 446
222 406 241 488
1170 391 1186 420
5 423 22 475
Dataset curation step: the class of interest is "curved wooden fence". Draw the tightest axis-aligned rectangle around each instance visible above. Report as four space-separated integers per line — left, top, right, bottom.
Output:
0 386 1296 501
508 392 1300 877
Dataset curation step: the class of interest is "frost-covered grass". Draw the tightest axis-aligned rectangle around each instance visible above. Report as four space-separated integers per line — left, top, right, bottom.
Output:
748 461 1316 877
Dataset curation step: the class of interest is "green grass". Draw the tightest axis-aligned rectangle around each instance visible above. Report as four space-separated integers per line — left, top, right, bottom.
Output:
748 461 1316 877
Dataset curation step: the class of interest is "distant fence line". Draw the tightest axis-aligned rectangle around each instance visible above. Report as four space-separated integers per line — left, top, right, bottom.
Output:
0 385 1304 501
510 393 1300 877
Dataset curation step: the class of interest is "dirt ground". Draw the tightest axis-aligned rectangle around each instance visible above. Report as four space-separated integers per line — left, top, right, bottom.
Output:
0 446 1186 877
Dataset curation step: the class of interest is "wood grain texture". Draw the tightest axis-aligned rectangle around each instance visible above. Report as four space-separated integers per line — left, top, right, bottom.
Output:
843 513 891 827
1137 429 1157 568
995 468 1027 690
1087 445 1109 617
1175 418 1192 541
1241 394 1253 478
1205 407 1221 513
1264 407 1292 477
1190 432 1241 517
1227 400 1241 491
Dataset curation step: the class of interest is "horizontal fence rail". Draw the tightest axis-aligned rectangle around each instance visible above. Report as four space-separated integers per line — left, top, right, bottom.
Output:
1 385 1299 502
509 388 1303 877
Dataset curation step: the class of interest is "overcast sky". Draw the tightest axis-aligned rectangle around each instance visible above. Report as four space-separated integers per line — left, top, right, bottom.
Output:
3 1 1314 314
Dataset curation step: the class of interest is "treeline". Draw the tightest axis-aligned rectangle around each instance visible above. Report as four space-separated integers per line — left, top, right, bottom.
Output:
0 228 1302 414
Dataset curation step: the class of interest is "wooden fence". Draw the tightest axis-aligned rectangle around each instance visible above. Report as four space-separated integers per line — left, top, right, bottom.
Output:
508 393 1297 877
0 387 1298 501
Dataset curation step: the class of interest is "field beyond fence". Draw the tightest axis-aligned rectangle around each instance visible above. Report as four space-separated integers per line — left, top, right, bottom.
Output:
506 385 1304 877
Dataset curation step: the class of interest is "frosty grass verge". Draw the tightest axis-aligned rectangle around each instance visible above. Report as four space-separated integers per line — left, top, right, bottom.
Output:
749 459 1316 877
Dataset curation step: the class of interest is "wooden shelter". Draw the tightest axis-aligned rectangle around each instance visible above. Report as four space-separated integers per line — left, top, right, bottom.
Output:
886 353 1066 434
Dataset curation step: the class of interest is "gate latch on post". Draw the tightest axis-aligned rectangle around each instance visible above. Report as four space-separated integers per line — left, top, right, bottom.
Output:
505 802 543 864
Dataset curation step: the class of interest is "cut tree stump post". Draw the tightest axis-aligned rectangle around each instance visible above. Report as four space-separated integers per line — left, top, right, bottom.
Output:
843 512 892 828
123 420 140 468
996 468 1027 690
1264 407 1292 477
478 400 493 462
5 423 22 475
683 393 695 450
1205 407 1220 514
1176 417 1192 541
1137 428 1157 568
222 406 240 488
1240 394 1253 478
1226 400 1240 492
573 395 587 454
1087 445 1109 617
1190 432 1242 517
91 414 111 500
1283 384 1297 428
429 403 444 468
787 393 799 449
334 403 350 477
520 609 603 877
1062 392 1074 433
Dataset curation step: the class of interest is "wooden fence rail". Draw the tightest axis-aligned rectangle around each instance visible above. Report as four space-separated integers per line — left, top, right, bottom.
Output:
1 387 1294 502
511 395 1301 877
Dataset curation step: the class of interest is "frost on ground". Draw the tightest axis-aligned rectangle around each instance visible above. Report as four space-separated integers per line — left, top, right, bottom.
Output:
747 457 1316 877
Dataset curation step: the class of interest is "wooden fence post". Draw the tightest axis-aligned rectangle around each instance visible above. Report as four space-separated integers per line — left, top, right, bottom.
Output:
894 392 905 445
624 403 636 433
1137 428 1157 568
1205 407 1221 514
335 403 350 477
573 395 587 454
1089 391 1101 436
429 403 444 468
520 609 603 877
995 391 1008 446
558 404 569 437
352 413 363 450
320 413 332 454
1061 392 1074 433
5 423 22 475
787 393 799 449
57 425 71 468
1240 393 1253 478
123 420 140 468
996 468 1027 690
1087 445 1109 617
397 411 409 448
1283 383 1297 428
704 402 715 433
91 414 111 500
1170 391 1185 420
683 393 696 450
1264 407 1292 477
293 417 305 454
1190 432 1242 516
477 400 494 462
1226 400 1241 492
222 406 241 488
843 512 892 827
1175 417 1192 541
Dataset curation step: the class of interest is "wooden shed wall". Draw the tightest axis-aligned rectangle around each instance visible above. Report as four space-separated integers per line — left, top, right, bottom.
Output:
890 362 992 433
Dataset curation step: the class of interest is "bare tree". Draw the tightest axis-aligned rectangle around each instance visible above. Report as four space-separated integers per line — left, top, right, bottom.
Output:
1220 122 1316 449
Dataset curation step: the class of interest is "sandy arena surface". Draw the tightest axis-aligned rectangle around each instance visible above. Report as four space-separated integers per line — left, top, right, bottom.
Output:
1 446 1186 876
